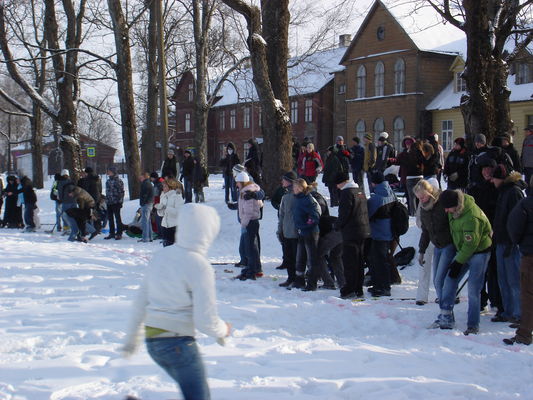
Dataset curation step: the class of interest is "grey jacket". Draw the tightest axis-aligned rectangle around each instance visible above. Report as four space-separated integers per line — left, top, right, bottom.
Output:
278 190 298 239
522 134 533 169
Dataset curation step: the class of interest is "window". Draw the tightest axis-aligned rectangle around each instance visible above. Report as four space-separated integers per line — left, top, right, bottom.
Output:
455 72 467 92
219 110 225 131
338 84 346 94
373 117 384 140
290 100 298 124
357 65 366 98
305 99 313 122
516 63 531 85
355 119 366 140
243 107 251 129
258 107 262 127
393 117 405 151
185 113 191 132
441 120 453 151
375 61 384 96
188 83 194 102
394 59 405 94
230 109 236 129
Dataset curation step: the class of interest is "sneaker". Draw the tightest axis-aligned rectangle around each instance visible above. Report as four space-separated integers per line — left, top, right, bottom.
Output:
104 235 115 240
503 336 531 346
509 322 520 329
318 284 336 290
302 284 317 292
275 264 287 270
234 261 245 268
491 315 509 323
235 273 256 281
463 327 479 336
439 312 455 329
89 231 98 240
278 279 293 287
367 287 391 297
428 320 441 329
292 277 306 289
416 301 427 306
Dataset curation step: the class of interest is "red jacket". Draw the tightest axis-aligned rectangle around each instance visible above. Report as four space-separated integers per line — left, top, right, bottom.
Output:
301 151 324 178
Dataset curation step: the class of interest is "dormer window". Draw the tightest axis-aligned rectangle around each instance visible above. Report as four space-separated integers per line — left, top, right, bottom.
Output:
357 65 366 98
188 83 194 102
455 71 466 92
516 63 531 85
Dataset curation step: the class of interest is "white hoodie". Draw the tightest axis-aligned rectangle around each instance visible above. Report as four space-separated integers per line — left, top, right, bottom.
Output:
155 189 183 228
123 203 227 353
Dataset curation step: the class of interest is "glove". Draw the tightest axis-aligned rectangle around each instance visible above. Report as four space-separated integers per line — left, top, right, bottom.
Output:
243 191 257 200
503 245 513 258
418 253 425 266
227 202 238 210
447 260 463 279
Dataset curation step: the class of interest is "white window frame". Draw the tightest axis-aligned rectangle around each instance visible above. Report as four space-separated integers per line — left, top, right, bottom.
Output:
243 107 251 129
375 61 385 96
188 83 194 102
290 100 298 124
357 65 366 98
394 58 405 94
219 110 225 131
441 120 453 151
356 119 366 140
517 63 530 85
393 117 405 151
230 109 236 130
455 72 467 92
373 117 384 141
185 113 191 132
338 83 346 94
304 99 313 122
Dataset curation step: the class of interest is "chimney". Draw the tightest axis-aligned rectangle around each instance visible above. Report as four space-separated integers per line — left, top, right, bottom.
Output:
339 34 352 48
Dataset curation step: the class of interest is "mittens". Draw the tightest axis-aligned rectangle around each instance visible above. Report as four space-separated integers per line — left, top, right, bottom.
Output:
448 260 463 279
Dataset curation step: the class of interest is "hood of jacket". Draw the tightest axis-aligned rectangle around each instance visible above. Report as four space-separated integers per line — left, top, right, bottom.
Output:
501 171 526 190
226 142 236 151
373 181 394 198
342 180 359 190
176 203 220 254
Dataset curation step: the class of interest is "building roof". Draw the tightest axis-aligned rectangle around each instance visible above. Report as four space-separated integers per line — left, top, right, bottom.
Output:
212 46 347 108
426 75 533 111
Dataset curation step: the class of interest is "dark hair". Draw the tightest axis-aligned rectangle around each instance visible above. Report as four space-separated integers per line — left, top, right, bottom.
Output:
352 137 360 144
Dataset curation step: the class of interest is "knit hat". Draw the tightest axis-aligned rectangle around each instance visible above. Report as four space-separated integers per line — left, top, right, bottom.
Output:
440 190 460 209
336 135 344 142
370 170 385 184
403 136 415 147
492 164 508 180
454 137 465 148
364 133 373 141
474 134 487 145
478 157 497 168
107 166 118 175
496 133 511 142
282 170 297 182
61 169 70 177
235 171 250 183
167 149 175 155
334 172 350 185
379 132 389 140
84 167 93 174
150 172 159 179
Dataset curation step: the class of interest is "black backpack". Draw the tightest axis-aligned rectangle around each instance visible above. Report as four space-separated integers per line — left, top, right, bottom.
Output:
390 200 409 239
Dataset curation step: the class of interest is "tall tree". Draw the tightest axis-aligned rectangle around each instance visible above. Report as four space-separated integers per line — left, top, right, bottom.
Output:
425 0 533 144
221 0 293 196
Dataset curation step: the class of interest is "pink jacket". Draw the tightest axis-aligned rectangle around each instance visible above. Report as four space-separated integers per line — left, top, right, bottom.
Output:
238 183 263 227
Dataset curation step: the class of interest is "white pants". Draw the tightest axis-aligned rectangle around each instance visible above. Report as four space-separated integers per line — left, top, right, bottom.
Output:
416 243 435 302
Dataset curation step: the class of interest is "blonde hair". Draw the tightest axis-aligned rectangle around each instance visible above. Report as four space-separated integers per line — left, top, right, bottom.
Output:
165 177 183 193
422 143 434 157
293 178 317 195
413 179 439 199
306 143 315 151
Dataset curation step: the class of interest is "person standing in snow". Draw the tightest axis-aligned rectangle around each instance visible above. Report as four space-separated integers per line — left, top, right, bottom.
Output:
277 171 299 287
334 172 370 299
374 132 395 173
234 171 264 281
20 176 37 232
122 203 231 400
220 142 240 204
300 142 323 184
139 172 154 243
105 166 125 240
180 150 195 203
350 137 365 186
431 189 492 335
521 125 533 195
160 149 180 179
154 178 184 247
443 137 469 191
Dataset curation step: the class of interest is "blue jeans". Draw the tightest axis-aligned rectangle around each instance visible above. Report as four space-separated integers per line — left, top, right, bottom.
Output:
241 219 261 276
141 204 153 241
224 174 237 203
496 244 521 320
433 244 456 301
55 201 62 230
146 336 210 400
440 251 491 329
184 177 193 203
24 202 35 229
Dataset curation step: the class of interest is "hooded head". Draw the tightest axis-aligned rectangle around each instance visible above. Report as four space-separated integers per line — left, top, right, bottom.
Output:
176 203 220 253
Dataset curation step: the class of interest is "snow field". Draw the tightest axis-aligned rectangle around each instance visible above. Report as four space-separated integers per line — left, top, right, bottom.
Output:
0 175 531 399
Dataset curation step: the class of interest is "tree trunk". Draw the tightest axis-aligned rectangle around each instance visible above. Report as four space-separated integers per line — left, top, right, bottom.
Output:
142 0 158 173
157 0 169 159
221 0 292 197
108 0 142 200
31 104 44 188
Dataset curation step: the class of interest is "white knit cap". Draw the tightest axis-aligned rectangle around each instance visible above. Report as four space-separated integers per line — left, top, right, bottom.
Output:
235 171 250 183
379 132 389 139
61 169 70 176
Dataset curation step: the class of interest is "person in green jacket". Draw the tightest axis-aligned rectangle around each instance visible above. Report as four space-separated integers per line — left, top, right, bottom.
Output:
430 189 492 335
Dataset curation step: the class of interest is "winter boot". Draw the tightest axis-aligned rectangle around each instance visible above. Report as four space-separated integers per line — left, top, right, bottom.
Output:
279 279 293 288
292 276 306 289
438 310 455 330
463 326 479 336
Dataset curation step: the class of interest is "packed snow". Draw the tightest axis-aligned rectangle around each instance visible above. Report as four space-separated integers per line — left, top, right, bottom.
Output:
0 175 532 400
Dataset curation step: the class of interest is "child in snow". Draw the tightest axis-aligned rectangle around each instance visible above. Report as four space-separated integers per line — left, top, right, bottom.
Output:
122 203 231 400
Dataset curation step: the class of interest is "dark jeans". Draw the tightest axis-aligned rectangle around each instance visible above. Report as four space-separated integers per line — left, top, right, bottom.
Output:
107 203 123 236
516 254 533 344
352 170 363 187
524 167 533 196
342 240 365 294
327 184 339 207
146 336 210 400
224 174 238 203
162 226 176 247
183 177 193 203
370 239 392 291
296 232 320 287
317 230 344 287
282 237 298 281
241 219 261 276
24 202 35 228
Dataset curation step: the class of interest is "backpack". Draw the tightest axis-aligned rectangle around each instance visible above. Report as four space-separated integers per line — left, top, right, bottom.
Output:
390 200 409 239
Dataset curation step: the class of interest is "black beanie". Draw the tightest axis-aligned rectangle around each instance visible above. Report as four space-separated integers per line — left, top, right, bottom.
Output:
282 170 297 182
440 190 459 208
334 172 350 185
370 170 385 184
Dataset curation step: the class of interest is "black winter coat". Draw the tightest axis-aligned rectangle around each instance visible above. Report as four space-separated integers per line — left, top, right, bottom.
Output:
220 152 240 176
335 182 370 243
181 157 195 178
503 144 522 173
508 194 533 255
322 153 342 185
20 178 37 204
78 173 102 203
444 148 469 188
139 178 154 206
493 172 526 244
423 152 440 177
418 196 453 253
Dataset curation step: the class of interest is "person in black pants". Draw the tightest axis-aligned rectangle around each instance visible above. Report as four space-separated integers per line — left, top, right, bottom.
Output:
105 166 125 240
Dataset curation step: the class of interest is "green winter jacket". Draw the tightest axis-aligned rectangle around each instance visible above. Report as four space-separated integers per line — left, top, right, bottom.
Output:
449 192 492 264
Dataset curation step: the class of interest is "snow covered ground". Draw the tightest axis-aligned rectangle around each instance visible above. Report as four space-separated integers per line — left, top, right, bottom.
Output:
0 175 531 400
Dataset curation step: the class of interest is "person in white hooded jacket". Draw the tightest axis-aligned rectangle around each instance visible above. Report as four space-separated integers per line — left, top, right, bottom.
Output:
122 203 231 400
155 177 184 247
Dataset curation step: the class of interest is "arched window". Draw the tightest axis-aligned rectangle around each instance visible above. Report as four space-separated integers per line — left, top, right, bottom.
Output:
393 117 405 151
394 58 405 94
375 61 384 96
373 117 384 141
357 65 366 98
356 119 366 140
